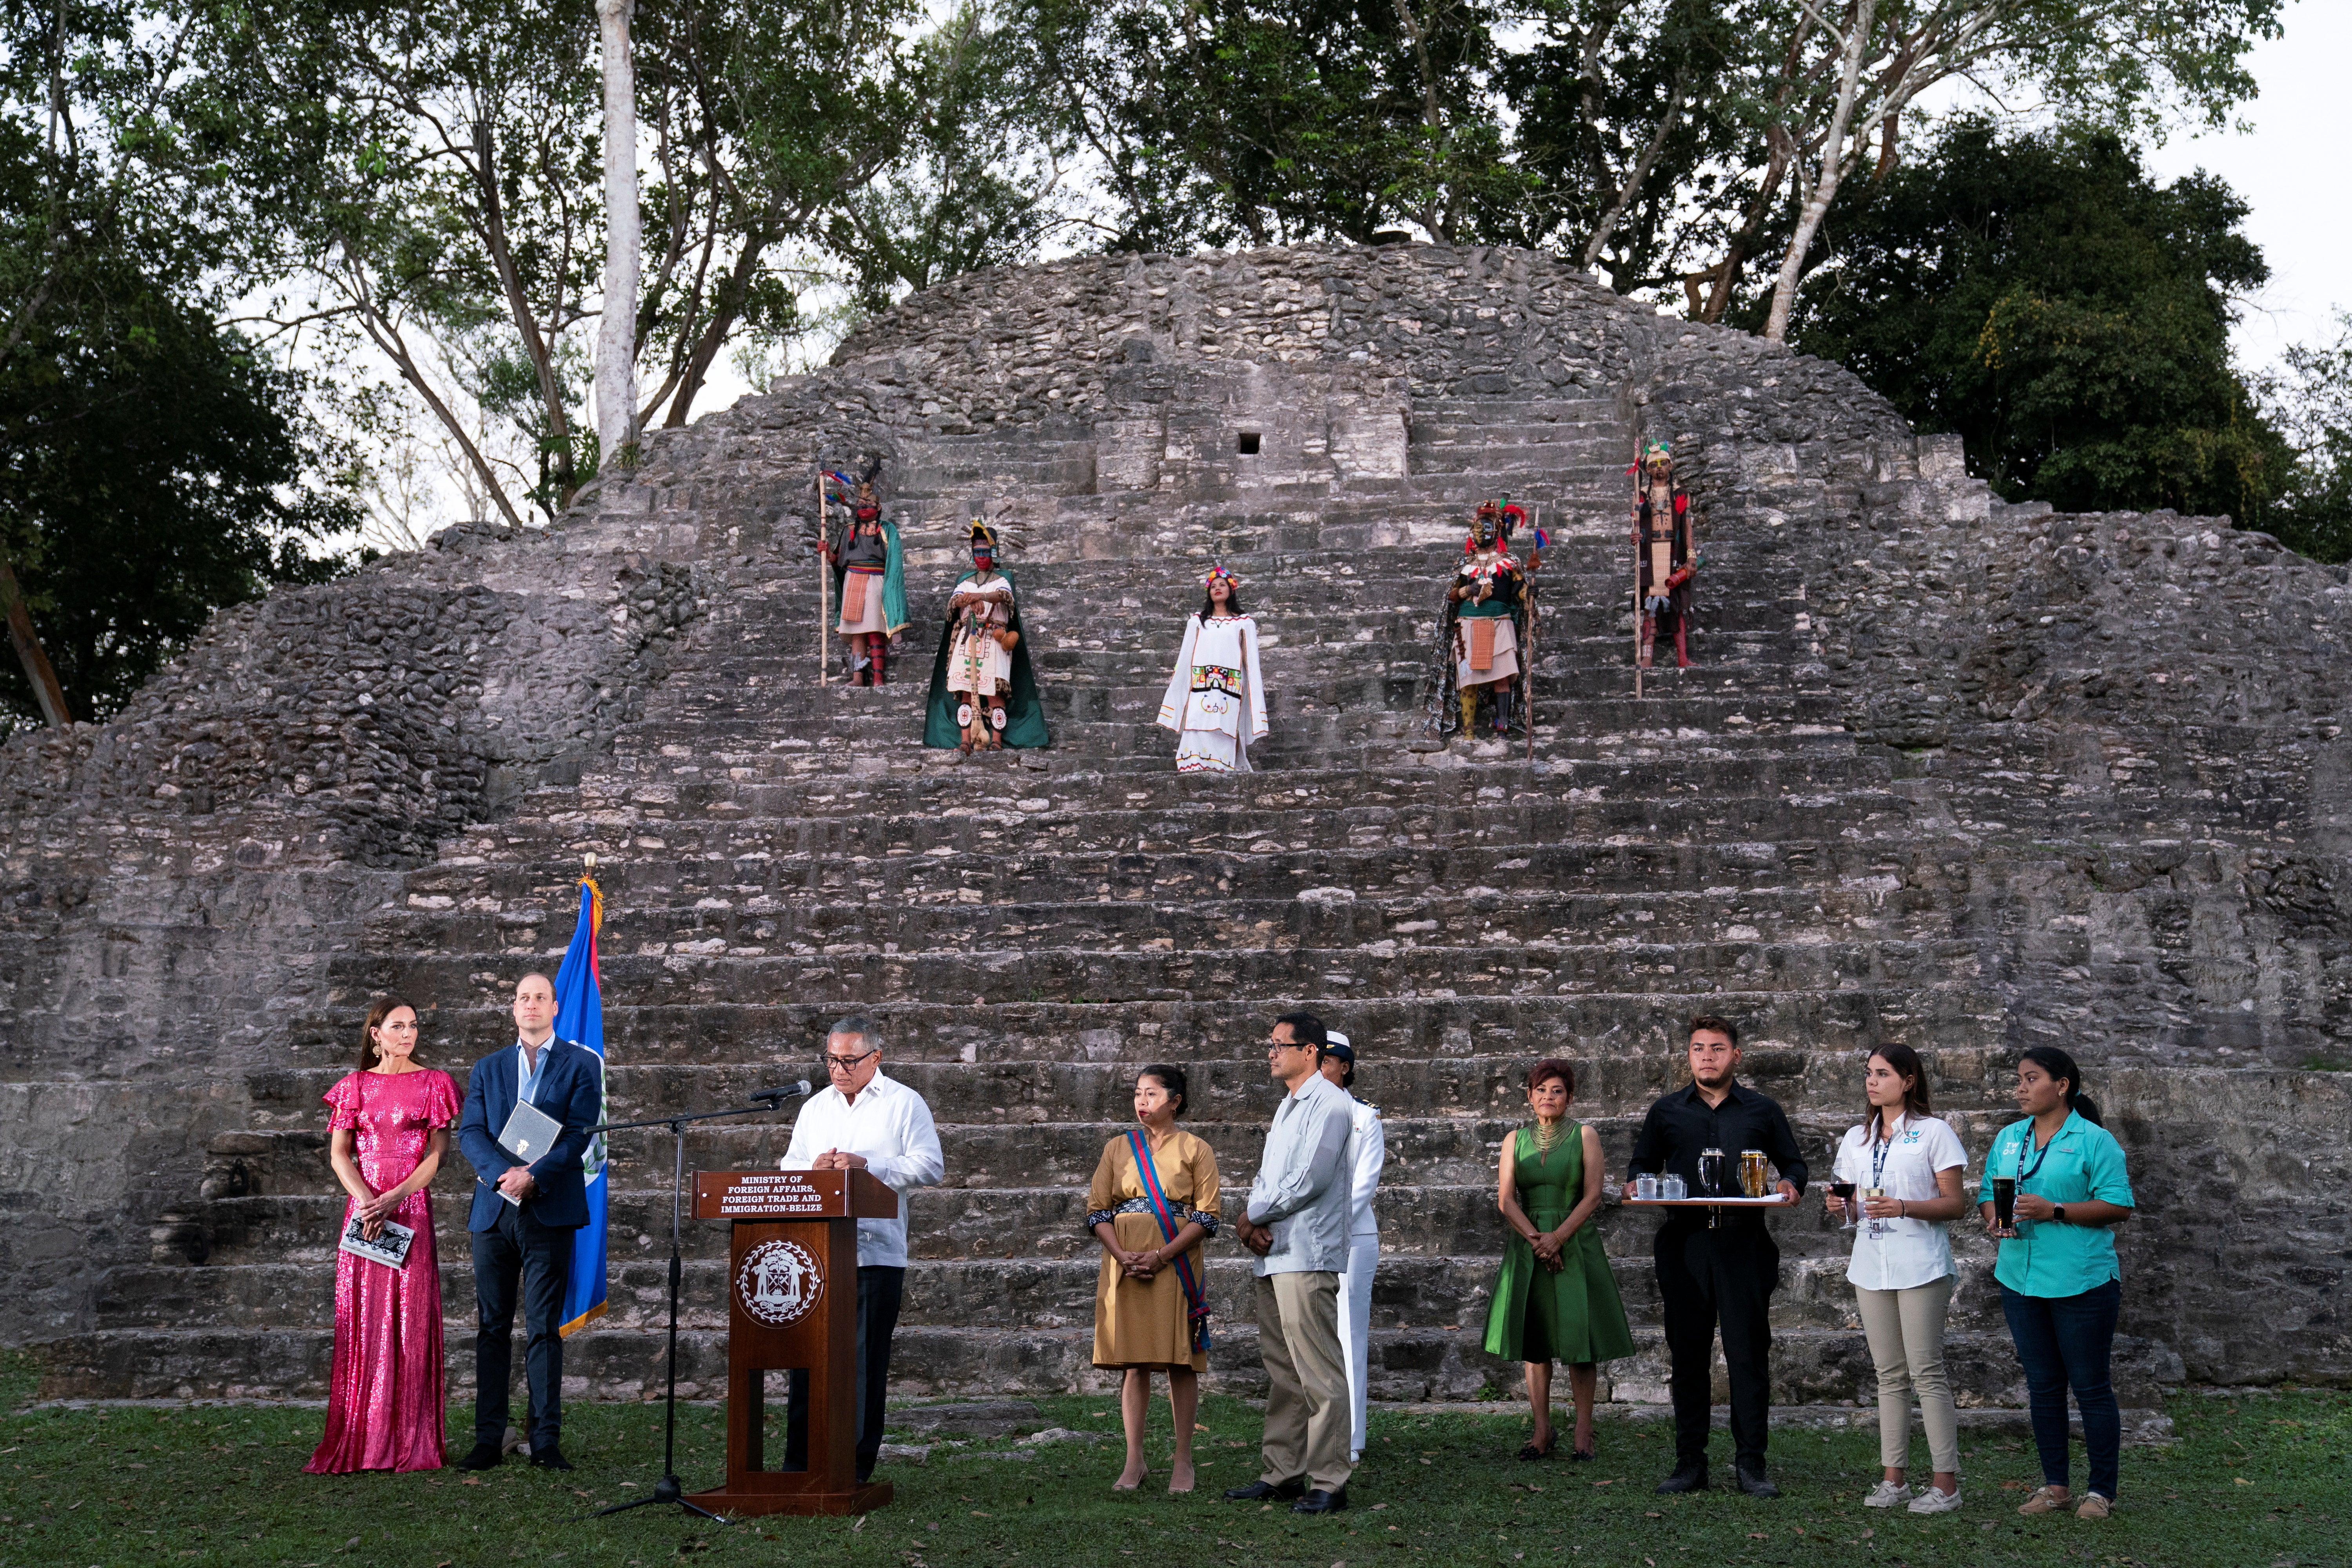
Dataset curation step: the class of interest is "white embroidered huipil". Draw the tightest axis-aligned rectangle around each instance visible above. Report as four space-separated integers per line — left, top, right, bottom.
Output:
1154 613 1269 773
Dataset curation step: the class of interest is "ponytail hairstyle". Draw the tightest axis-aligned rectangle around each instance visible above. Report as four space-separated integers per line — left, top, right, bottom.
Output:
1138 1063 1189 1118
1865 1044 1933 1138
2016 1044 2102 1127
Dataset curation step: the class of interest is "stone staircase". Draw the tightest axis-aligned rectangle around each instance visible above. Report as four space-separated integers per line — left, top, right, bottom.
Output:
42 243 2324 1412
67 382 2174 1417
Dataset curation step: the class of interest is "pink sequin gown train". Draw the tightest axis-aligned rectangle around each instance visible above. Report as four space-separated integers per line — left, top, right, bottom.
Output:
306 1068 461 1473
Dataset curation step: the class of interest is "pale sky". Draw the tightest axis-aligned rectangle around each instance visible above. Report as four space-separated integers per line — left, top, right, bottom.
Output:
2138 0 2349 374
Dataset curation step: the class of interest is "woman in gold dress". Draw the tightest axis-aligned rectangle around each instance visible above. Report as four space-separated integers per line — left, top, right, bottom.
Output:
1087 1064 1220 1493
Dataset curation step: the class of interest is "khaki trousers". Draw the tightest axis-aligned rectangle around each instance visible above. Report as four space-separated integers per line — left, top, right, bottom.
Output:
1254 1270 1353 1494
1855 1274 1960 1475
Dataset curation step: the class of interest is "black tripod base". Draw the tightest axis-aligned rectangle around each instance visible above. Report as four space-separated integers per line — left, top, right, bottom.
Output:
586 1473 731 1523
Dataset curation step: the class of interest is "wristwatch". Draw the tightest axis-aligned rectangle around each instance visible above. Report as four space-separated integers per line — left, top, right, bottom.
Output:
2051 1205 2069 1225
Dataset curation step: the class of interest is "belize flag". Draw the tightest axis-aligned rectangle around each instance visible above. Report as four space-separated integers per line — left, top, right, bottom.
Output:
554 875 610 1337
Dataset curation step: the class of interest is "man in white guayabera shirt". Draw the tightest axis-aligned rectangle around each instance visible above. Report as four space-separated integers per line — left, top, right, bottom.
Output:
777 1013 944 1486
1223 1011 1357 1515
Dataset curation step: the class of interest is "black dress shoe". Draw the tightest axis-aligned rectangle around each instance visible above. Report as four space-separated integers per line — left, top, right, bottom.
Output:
1223 1478 1306 1502
455 1443 503 1471
1655 1465 1709 1494
1735 1466 1779 1499
1292 1487 1347 1515
529 1445 574 1471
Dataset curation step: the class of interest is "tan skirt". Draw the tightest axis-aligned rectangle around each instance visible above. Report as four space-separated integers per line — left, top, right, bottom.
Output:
1092 1212 1207 1371
837 571 889 635
1456 616 1519 687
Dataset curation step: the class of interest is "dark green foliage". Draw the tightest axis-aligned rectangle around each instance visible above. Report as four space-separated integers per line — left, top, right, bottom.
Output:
0 122 361 730
1781 118 2292 528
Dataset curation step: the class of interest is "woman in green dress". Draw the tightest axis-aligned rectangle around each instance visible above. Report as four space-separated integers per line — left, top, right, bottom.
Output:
1485 1058 1636 1460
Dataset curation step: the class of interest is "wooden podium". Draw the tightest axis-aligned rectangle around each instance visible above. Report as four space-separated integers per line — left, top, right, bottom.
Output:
686 1169 902 1516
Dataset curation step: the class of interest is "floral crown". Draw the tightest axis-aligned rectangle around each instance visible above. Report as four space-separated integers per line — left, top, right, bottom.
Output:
1202 564 1241 590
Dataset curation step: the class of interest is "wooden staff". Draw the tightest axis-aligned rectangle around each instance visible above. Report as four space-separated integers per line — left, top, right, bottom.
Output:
1524 501 1537 764
1631 443 1644 701
818 469 832 685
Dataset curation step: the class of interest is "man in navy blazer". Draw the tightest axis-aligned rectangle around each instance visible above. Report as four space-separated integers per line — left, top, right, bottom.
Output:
456 971 604 1471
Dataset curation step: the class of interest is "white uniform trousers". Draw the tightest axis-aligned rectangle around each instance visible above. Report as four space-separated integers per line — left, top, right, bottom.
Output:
1338 1230 1378 1459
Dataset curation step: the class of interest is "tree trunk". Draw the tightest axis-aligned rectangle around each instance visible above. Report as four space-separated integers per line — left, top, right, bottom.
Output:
1765 0 1874 343
596 0 641 469
0 559 71 728
1581 60 1689 273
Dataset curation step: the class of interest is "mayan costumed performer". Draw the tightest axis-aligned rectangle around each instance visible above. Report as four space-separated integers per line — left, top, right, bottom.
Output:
1630 440 1698 670
820 463 909 685
1154 565 1269 773
924 519 1050 753
1424 500 1532 742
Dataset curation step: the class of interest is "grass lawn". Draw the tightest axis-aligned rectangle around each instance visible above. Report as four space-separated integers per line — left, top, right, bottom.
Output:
2 1355 2343 1568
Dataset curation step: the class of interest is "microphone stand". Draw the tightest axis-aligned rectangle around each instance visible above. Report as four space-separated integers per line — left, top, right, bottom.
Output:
583 1096 800 1523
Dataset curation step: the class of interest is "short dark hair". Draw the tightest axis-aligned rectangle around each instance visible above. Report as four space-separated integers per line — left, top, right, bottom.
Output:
1273 1011 1328 1048
515 971 555 996
1686 1014 1739 1049
1526 1058 1575 1096
1138 1063 1189 1117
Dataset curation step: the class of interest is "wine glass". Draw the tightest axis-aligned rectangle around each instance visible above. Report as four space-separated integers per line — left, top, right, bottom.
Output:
1830 1178 1858 1230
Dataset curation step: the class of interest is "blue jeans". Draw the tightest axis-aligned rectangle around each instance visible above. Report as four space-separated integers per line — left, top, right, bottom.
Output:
2000 1279 2122 1499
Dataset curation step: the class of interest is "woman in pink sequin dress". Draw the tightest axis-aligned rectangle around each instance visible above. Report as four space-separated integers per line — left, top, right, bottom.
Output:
307 996 461 1473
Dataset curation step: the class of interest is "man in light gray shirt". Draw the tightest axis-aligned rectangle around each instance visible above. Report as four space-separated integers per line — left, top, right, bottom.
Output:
1223 1011 1357 1514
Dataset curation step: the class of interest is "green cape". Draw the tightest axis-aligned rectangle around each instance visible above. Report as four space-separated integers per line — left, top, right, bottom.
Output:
923 568 1051 749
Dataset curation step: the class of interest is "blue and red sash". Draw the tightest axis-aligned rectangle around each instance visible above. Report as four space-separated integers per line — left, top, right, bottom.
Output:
1127 1130 1212 1352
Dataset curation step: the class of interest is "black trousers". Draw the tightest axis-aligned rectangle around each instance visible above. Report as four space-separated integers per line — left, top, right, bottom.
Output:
471 1203 575 1450
784 1265 906 1482
1655 1220 1779 1470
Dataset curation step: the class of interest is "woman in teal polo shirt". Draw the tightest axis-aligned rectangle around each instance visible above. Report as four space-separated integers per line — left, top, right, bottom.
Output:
1978 1045 2134 1520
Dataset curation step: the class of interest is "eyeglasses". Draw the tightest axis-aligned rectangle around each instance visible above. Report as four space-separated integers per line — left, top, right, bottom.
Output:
1265 1039 1312 1054
824 1049 878 1072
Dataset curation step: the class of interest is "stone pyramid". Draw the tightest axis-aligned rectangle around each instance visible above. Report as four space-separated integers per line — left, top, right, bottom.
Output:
4 244 2345 1416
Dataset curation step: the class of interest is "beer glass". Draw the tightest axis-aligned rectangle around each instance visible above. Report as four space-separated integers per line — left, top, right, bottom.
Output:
1991 1176 2018 1238
1739 1149 1769 1198
1830 1178 1858 1230
1697 1147 1725 1229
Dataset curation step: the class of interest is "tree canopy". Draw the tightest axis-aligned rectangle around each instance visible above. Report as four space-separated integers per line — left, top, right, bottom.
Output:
1779 117 2291 528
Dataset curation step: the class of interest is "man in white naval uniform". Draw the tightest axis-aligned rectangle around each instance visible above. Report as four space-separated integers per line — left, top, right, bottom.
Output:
1318 1033 1385 1464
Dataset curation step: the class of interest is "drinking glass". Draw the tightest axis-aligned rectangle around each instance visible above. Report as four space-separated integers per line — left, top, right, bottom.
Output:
1697 1148 1725 1229
1830 1179 1858 1230
1662 1174 1687 1200
1634 1173 1660 1201
1863 1186 1887 1238
1739 1149 1769 1198
1991 1176 2018 1238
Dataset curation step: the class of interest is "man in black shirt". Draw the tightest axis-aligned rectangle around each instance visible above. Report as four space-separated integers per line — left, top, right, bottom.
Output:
1627 1014 1808 1498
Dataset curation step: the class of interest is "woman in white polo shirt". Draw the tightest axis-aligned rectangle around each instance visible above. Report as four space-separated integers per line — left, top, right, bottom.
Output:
1826 1044 1969 1514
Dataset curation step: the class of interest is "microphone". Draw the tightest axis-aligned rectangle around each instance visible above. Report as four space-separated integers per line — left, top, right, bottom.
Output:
748 1080 814 1105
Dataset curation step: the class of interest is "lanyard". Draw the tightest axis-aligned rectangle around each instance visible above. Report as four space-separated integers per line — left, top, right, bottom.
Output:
1869 1117 1898 1190
2013 1122 2058 1185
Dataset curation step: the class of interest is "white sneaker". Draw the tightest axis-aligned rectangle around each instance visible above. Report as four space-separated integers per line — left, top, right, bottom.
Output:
1908 1485 1963 1514
1864 1480 1912 1508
